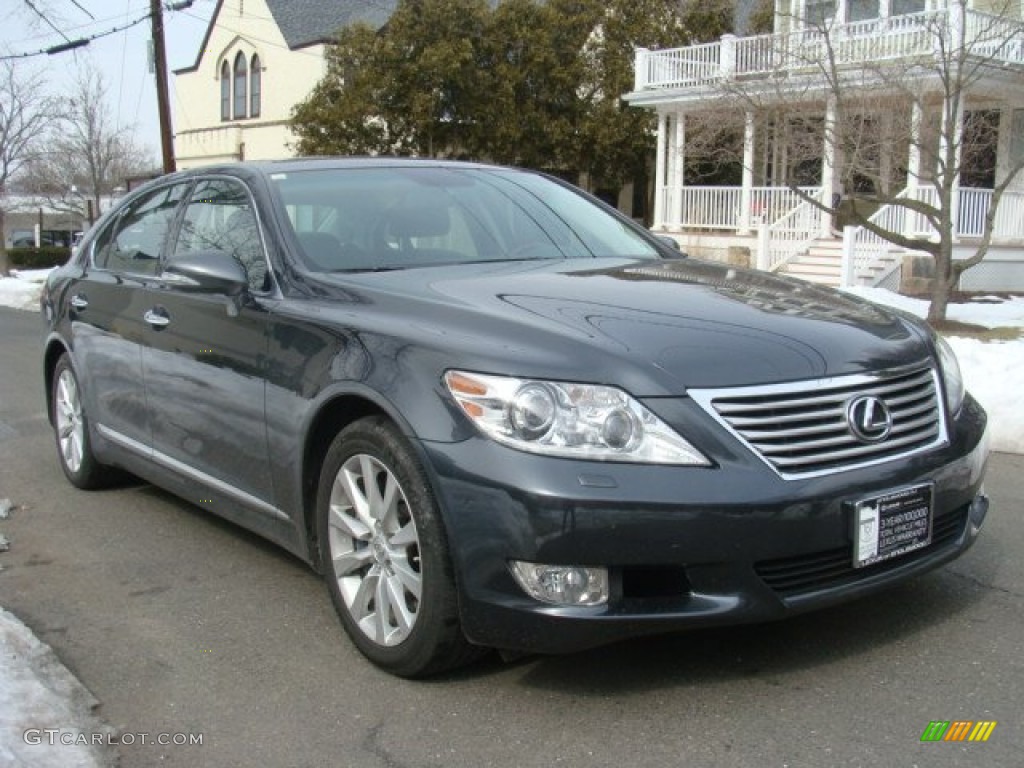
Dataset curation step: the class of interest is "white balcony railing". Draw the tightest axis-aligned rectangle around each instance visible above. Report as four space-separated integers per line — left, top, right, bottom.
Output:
663 185 820 230
634 8 1024 92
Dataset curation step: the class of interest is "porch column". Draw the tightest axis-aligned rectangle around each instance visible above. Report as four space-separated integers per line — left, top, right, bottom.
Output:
879 110 894 196
739 111 756 234
939 95 965 238
821 96 838 237
905 101 923 237
668 112 686 229
654 112 668 229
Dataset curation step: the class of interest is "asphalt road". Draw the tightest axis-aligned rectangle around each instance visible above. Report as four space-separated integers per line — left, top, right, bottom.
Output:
1 305 1021 768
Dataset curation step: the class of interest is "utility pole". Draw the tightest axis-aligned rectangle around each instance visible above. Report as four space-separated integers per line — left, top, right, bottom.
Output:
151 0 176 174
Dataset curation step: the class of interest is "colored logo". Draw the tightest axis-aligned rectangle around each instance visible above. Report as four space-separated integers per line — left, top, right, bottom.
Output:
920 721 997 742
846 395 893 443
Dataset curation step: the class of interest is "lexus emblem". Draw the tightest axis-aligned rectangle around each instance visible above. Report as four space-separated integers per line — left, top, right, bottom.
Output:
846 395 893 443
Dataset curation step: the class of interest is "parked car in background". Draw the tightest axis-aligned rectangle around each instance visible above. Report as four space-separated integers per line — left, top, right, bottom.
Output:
40 159 990 677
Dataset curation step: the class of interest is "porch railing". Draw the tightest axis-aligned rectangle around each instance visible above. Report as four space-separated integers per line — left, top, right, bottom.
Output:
849 187 1024 286
663 185 820 230
635 8 1024 92
764 196 823 272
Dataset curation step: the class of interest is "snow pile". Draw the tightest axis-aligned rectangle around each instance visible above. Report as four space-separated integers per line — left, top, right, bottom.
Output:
0 609 113 768
0 268 52 312
844 287 1024 455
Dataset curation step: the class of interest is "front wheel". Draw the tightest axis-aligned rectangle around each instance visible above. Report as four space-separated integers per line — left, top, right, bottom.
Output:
316 416 482 677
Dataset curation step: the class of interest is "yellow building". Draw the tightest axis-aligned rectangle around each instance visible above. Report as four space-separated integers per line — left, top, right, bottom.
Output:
173 0 395 169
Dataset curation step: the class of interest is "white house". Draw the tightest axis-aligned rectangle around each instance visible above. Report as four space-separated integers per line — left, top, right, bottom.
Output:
173 0 397 169
624 0 1024 290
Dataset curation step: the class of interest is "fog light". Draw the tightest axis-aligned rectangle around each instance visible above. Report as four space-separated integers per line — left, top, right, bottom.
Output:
510 561 609 606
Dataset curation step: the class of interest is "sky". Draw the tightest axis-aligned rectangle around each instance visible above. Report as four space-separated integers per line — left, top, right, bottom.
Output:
0 0 218 162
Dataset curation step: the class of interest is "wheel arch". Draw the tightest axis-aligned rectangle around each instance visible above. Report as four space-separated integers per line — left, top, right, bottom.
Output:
300 389 421 571
42 336 71 426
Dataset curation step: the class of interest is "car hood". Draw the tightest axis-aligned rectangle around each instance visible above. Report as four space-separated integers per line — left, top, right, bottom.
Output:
316 258 931 395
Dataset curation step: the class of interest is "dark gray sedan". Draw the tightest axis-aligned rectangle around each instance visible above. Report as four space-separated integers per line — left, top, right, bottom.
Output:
41 159 989 676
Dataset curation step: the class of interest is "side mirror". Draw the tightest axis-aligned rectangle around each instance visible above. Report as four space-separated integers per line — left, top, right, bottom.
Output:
654 234 687 256
165 251 249 297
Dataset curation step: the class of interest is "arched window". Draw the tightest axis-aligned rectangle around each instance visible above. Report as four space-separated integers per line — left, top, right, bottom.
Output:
233 52 247 120
250 54 261 118
220 61 230 121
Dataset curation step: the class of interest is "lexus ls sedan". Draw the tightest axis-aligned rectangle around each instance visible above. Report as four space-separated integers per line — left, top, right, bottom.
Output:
41 159 989 677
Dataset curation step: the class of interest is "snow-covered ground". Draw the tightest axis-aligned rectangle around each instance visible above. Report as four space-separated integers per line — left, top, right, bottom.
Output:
0 608 114 767
0 268 52 312
0 271 1020 767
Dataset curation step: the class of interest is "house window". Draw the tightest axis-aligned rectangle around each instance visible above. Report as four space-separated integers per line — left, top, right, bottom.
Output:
890 0 926 15
250 55 261 118
804 0 836 26
233 52 247 120
220 61 230 121
848 0 878 23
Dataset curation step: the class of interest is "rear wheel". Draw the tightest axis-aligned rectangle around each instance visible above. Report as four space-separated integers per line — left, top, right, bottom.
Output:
316 416 482 677
51 355 116 489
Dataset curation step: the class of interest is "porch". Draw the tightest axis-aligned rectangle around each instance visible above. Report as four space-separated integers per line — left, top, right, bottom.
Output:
624 1 1024 291
657 184 1024 289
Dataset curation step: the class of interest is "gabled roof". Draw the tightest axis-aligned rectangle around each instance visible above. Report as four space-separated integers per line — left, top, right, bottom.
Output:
174 0 399 75
265 0 398 49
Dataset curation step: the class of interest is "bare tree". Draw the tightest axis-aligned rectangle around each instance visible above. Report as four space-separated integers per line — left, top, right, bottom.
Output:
692 0 1024 323
24 65 154 225
0 62 60 275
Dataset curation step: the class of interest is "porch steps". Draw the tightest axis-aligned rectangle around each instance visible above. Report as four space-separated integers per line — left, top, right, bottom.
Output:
778 239 844 287
778 238 908 288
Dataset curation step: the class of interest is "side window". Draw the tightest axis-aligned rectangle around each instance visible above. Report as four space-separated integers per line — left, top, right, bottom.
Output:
92 183 189 275
171 178 269 292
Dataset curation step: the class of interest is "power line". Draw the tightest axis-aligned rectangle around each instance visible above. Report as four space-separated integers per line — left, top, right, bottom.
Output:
0 8 152 61
22 0 72 43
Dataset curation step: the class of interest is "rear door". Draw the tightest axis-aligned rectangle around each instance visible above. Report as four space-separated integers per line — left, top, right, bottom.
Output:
66 182 190 453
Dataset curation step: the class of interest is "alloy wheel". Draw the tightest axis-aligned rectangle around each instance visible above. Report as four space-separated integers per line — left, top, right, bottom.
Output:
326 453 422 647
55 368 85 474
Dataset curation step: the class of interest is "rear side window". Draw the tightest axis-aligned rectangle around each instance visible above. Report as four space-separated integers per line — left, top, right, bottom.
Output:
93 183 190 275
169 178 269 292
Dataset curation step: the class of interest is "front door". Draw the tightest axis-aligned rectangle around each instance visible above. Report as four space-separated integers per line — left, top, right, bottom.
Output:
140 177 277 509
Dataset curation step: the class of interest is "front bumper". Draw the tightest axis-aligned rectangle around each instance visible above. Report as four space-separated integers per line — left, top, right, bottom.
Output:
420 395 989 654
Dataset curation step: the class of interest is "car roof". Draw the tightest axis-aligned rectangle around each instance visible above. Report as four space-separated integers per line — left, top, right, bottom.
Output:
171 157 506 180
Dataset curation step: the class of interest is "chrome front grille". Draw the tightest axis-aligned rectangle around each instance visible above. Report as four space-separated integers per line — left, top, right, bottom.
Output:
690 367 947 478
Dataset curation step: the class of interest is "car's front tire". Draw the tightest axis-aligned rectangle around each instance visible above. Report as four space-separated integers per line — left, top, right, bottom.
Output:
51 354 116 489
316 416 482 677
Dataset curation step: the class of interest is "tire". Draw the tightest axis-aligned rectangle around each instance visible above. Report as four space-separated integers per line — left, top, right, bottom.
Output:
51 354 116 489
316 416 482 677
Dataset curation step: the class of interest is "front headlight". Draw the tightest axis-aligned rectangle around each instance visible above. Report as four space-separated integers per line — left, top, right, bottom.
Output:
934 335 965 415
445 370 709 465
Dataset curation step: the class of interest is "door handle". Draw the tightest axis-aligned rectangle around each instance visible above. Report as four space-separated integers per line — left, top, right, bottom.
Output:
70 294 88 310
144 309 171 328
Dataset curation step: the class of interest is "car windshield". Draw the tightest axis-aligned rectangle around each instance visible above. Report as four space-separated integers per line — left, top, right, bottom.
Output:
268 166 659 272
